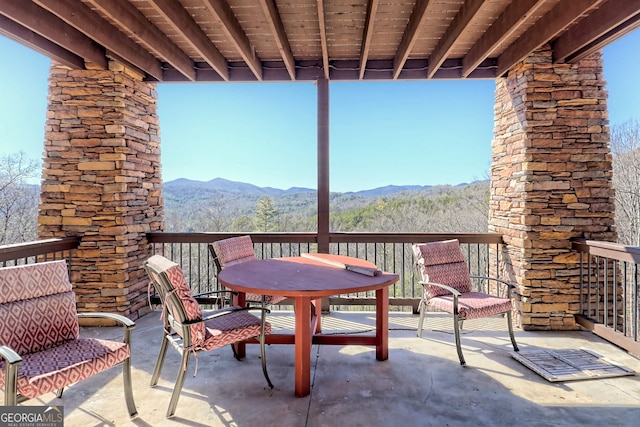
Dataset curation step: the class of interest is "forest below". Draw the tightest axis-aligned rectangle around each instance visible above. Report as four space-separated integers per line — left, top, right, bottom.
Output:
163 178 491 234
2 117 639 245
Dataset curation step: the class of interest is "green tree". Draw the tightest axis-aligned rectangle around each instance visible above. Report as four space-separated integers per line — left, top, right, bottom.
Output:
254 195 278 231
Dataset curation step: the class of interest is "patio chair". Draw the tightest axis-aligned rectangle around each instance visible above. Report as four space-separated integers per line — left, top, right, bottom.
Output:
412 239 519 366
0 260 137 418
209 236 288 309
144 254 273 418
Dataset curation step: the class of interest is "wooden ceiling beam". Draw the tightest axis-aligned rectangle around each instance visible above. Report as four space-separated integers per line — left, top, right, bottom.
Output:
427 0 486 79
565 13 640 63
552 0 640 63
359 0 380 80
462 0 546 78
85 0 196 81
497 0 603 76
203 0 262 81
33 0 163 80
258 0 296 80
147 0 229 81
317 0 330 79
0 0 107 69
0 15 84 69
393 0 434 79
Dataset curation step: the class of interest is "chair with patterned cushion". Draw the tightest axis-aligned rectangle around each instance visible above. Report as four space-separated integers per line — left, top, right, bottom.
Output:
209 235 288 309
0 260 137 418
412 239 519 366
144 254 273 418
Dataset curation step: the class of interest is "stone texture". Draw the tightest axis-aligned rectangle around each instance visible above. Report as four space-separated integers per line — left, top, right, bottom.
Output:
39 61 164 320
489 45 615 331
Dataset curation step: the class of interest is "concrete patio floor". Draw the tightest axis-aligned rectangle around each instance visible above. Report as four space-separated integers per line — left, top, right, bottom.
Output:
20 310 640 426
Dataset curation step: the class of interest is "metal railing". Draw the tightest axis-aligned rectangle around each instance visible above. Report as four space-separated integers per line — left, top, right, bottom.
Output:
3 235 637 354
0 237 80 267
147 232 505 312
572 238 640 356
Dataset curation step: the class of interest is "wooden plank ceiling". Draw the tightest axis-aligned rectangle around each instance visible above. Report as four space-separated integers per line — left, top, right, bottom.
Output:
0 0 639 82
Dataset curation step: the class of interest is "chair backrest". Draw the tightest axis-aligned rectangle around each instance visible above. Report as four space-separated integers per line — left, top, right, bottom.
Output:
144 255 206 348
412 239 472 297
210 235 257 272
0 260 79 355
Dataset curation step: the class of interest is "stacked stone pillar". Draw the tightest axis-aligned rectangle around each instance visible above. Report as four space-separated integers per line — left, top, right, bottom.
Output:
39 61 164 320
489 45 616 330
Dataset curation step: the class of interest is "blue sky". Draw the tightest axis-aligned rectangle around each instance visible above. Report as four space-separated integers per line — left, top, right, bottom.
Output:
1 30 639 192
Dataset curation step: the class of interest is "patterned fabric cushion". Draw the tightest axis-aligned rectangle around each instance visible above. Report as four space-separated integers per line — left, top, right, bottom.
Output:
0 260 72 304
427 292 513 320
0 261 79 354
0 338 129 399
413 240 472 297
200 307 272 351
211 236 258 268
163 264 206 349
246 293 286 304
416 240 467 266
212 236 287 305
0 292 79 355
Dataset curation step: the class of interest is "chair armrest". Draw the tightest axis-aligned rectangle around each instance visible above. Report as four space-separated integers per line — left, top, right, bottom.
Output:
470 275 515 298
190 306 270 324
77 313 135 344
193 289 237 306
193 289 238 298
418 280 461 296
78 312 136 328
0 345 22 366
0 345 21 406
470 275 515 289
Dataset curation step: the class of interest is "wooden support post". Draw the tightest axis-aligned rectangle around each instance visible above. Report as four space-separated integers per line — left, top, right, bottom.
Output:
317 78 330 254
317 78 331 313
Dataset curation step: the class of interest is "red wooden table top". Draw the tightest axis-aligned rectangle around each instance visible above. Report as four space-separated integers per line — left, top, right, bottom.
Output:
218 253 399 298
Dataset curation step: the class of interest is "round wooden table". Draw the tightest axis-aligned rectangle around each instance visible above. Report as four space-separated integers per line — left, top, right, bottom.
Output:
218 253 400 397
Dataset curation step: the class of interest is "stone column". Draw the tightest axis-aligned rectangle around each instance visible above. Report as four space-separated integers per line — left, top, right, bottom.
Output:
39 61 164 320
489 45 615 330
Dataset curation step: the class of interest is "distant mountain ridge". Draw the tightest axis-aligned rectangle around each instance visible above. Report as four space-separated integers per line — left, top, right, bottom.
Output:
164 177 441 197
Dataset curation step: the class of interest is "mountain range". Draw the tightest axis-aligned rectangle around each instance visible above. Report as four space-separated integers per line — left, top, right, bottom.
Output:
164 177 444 198
162 177 490 219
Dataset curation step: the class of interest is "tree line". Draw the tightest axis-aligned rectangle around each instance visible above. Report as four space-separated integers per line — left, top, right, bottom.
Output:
1 118 639 245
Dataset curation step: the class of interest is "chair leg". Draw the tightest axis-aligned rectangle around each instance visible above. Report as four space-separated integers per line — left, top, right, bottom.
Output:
453 312 466 366
4 363 18 406
506 311 519 352
259 302 274 389
166 351 190 418
151 334 170 387
231 343 242 361
122 356 138 418
416 300 426 337
55 388 64 398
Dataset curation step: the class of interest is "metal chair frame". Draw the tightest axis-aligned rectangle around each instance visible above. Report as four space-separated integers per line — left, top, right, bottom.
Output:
144 255 272 418
413 241 519 366
0 261 137 418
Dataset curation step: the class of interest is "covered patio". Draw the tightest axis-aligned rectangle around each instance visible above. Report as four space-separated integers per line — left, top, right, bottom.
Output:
0 0 637 331
53 310 640 425
2 0 640 424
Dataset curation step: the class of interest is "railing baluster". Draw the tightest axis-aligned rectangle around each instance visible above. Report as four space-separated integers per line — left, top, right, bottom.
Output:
572 238 640 354
634 263 638 342
142 233 505 314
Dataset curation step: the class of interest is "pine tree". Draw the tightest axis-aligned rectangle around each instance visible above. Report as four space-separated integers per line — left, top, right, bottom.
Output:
254 195 278 231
